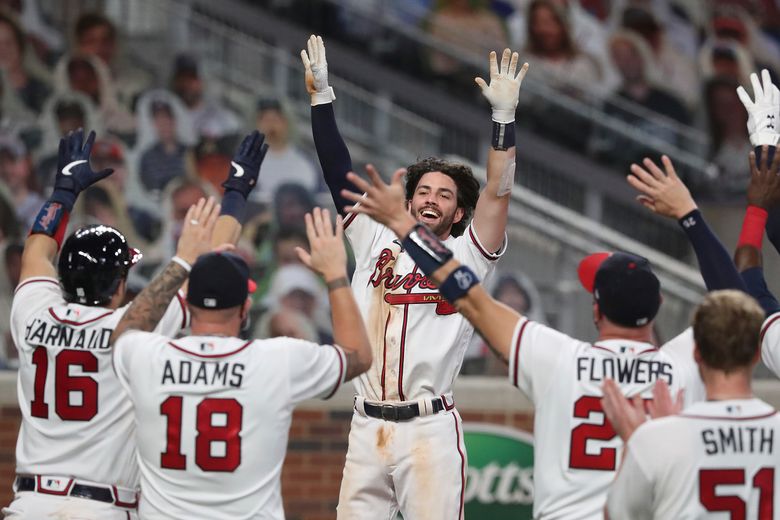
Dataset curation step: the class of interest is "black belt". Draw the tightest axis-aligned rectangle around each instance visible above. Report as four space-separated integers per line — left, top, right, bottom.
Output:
362 397 445 422
16 476 114 504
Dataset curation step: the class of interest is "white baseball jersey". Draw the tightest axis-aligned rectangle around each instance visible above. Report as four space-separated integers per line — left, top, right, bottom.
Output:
113 331 347 520
507 317 700 520
660 327 706 406
760 311 780 377
344 213 504 401
607 398 780 519
10 276 188 488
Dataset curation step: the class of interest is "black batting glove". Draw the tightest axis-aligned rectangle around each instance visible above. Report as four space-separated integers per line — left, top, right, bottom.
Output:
222 130 268 199
52 129 114 211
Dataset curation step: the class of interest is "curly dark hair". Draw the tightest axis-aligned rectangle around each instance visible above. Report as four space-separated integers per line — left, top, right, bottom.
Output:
405 157 480 237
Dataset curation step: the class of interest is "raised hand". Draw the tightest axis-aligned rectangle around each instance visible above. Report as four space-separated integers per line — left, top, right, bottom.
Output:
736 69 780 147
341 165 415 236
646 379 684 419
628 155 697 219
295 208 347 282
475 48 529 123
53 129 114 210
176 197 221 265
600 378 647 442
222 130 268 198
747 145 780 209
301 34 335 105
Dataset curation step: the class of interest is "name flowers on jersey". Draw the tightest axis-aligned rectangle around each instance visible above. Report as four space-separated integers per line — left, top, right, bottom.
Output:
369 247 456 315
575 355 673 385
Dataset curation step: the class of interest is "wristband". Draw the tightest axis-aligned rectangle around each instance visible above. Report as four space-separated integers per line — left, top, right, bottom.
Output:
326 277 349 291
738 206 768 249
220 189 247 221
311 87 336 106
171 256 192 272
29 201 70 249
401 223 453 277
438 265 480 302
492 121 515 151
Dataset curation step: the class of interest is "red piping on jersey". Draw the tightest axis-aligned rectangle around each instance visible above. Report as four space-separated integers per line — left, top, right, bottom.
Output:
174 291 188 330
343 211 358 230
167 340 253 358
468 225 500 261
441 394 455 411
35 476 74 496
453 414 466 520
380 311 391 401
111 486 139 508
760 314 780 345
591 344 659 355
324 345 345 400
512 320 530 387
679 410 778 421
397 265 418 401
14 278 59 294
48 307 114 326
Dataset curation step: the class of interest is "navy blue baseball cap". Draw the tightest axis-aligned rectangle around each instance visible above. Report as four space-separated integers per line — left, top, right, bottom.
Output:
578 251 661 327
186 252 256 310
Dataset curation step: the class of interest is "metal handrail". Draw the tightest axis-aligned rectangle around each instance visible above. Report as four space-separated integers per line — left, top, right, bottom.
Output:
303 0 713 177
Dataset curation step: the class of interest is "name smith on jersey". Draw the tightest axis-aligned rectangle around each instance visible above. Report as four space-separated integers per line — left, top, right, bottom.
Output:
25 318 111 350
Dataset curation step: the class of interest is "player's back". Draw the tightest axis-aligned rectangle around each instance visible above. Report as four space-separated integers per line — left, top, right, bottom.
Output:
114 332 346 520
9 277 183 488
625 398 780 519
509 318 685 519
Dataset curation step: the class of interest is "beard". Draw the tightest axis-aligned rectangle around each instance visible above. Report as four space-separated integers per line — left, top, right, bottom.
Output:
411 204 457 238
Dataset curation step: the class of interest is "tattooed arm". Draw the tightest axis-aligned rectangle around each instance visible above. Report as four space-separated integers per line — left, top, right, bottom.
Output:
110 197 221 345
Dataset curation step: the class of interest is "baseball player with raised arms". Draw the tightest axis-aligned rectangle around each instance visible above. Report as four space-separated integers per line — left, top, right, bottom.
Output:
301 35 526 518
109 207 372 519
339 146 755 518
603 290 780 519
3 128 269 519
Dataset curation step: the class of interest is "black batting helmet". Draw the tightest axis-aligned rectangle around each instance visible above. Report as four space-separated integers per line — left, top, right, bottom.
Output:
58 225 142 306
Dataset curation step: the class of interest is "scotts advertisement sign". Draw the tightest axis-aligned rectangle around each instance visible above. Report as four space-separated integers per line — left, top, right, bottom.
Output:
463 423 534 519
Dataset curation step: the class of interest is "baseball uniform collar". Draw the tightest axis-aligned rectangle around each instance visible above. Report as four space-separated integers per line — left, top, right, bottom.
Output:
681 398 776 420
591 339 658 356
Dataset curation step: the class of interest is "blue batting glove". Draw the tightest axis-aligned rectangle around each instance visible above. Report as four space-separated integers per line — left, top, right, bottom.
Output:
51 129 114 211
222 130 268 198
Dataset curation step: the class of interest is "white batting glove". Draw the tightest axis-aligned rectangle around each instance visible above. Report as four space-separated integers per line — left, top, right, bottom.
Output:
300 35 335 106
475 48 529 124
737 69 780 147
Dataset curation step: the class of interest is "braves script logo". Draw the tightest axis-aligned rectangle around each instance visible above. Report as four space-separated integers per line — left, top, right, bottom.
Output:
369 248 456 315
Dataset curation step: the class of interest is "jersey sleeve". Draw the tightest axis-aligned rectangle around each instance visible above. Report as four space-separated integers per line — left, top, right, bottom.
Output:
760 311 780 377
343 210 382 268
661 328 705 407
286 339 347 403
152 290 189 336
451 221 507 278
10 277 64 352
605 440 654 519
507 317 574 403
113 330 160 394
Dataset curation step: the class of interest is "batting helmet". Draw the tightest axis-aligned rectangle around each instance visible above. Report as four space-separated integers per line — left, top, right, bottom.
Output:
58 225 142 306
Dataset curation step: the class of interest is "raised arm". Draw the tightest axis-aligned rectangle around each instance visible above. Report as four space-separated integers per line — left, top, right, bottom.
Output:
213 130 268 246
21 129 114 283
627 155 746 292
295 208 371 379
472 49 528 252
734 147 780 315
110 197 221 344
342 166 521 361
301 35 353 215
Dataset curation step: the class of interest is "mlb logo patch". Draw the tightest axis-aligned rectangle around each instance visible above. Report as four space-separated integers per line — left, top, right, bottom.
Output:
204 298 217 308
